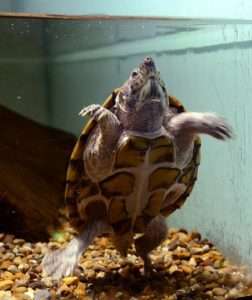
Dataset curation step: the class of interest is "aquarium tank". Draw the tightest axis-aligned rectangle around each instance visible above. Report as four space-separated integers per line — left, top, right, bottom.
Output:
0 2 251 300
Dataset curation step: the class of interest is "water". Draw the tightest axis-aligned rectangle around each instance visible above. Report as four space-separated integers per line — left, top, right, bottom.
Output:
0 15 251 297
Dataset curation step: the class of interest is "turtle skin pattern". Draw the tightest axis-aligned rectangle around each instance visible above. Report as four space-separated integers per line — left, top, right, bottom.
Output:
65 90 201 234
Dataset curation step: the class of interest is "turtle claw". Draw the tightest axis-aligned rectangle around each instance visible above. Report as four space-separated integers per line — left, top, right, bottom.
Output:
79 104 102 118
201 114 233 140
169 112 233 141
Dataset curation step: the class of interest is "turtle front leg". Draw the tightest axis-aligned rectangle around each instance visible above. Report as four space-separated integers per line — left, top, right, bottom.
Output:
42 220 112 280
167 112 232 141
165 112 232 159
79 104 121 181
135 215 168 276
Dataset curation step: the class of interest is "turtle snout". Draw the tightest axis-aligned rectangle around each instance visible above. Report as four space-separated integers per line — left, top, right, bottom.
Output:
144 56 154 66
143 57 156 72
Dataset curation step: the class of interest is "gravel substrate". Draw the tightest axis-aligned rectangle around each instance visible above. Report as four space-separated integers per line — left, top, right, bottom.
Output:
0 228 251 300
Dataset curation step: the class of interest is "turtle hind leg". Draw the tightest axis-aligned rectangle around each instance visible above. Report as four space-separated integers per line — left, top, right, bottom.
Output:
41 220 112 280
112 232 134 257
135 215 168 276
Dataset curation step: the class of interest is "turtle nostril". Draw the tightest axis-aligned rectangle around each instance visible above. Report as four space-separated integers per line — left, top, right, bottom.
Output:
144 57 155 70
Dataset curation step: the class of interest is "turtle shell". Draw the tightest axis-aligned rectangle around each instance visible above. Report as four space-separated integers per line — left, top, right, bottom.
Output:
65 89 201 232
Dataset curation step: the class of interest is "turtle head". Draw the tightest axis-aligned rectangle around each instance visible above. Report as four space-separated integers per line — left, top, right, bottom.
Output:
116 57 168 132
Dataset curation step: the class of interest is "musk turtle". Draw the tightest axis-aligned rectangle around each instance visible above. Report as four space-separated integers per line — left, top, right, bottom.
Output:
42 57 232 279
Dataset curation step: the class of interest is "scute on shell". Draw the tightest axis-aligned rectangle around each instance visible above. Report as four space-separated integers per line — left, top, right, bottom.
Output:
64 90 201 232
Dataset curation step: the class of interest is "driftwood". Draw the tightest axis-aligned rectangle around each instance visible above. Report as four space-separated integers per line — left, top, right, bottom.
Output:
0 105 76 240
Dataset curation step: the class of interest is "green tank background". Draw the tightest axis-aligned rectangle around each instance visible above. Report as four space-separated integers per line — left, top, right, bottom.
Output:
0 15 251 271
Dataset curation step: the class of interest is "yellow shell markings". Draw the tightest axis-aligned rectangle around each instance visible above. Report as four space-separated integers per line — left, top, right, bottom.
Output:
144 190 165 217
112 133 182 230
64 90 119 229
115 135 149 168
64 89 201 231
160 139 201 217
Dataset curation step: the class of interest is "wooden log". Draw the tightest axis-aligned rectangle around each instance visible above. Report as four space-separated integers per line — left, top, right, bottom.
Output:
0 105 76 240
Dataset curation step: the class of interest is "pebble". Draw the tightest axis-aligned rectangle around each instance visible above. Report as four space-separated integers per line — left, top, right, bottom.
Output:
73 282 86 297
169 264 178 274
96 271 106 279
12 286 27 293
7 265 18 274
212 287 227 296
62 276 79 286
115 291 124 298
41 277 53 288
34 289 51 300
13 238 25 245
18 263 29 272
0 228 251 299
57 283 71 296
23 288 34 300
0 279 14 290
14 276 30 287
0 291 13 300
20 245 33 254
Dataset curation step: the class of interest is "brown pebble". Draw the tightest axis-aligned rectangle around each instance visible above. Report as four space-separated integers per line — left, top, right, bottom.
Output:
167 238 180 251
180 264 193 274
0 260 13 270
17 263 30 272
115 291 124 299
41 277 53 288
63 276 79 286
29 280 46 289
57 283 72 296
227 288 243 298
0 279 14 290
0 227 251 299
169 264 178 274
12 286 27 293
74 282 86 297
212 287 227 296
1 271 14 280
14 278 29 288
7 265 18 273
3 253 15 260
96 271 106 279
13 239 25 245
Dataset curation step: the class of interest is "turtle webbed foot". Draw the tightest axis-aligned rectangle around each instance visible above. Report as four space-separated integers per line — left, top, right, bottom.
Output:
169 112 233 140
41 244 80 280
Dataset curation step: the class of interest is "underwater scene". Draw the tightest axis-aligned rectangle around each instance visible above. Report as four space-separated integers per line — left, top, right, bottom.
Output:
0 15 252 299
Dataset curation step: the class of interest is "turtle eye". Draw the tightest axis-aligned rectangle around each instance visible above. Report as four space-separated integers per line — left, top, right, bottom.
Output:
131 70 138 78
